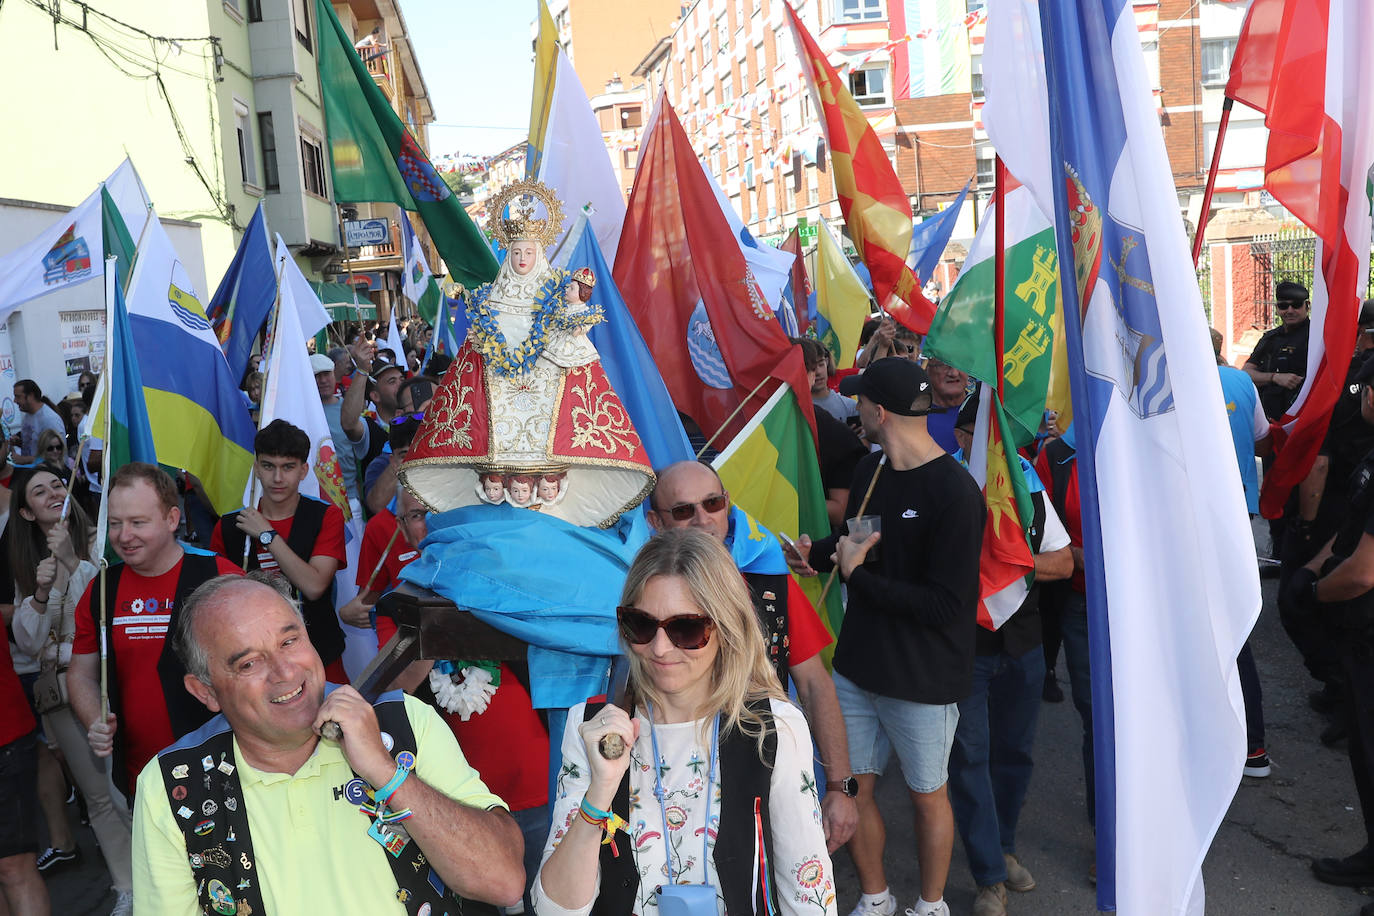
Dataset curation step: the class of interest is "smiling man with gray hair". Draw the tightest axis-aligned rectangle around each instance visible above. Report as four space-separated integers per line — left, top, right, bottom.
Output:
131 572 525 916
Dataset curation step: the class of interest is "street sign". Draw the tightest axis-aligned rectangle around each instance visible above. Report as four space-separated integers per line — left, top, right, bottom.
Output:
796 217 818 246
343 218 390 247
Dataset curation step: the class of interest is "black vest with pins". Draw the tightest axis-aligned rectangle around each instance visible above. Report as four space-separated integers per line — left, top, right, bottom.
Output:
218 497 344 665
157 693 499 916
585 698 778 916
743 572 791 691
94 552 221 798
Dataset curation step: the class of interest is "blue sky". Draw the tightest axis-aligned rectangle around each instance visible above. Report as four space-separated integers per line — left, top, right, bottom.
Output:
403 0 536 157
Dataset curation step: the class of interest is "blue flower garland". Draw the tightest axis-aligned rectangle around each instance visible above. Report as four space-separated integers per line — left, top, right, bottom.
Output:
465 272 565 377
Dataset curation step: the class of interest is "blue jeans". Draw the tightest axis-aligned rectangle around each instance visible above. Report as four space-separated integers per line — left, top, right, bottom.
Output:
1054 588 1095 825
948 649 1044 885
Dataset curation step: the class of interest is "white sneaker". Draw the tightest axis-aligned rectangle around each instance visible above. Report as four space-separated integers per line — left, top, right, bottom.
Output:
110 891 134 916
849 892 897 916
904 900 951 916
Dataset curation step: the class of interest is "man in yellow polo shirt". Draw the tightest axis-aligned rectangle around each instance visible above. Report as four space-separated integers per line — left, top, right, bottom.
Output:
131 573 525 915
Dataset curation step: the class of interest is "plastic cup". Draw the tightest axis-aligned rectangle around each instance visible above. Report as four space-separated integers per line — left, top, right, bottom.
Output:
847 515 882 563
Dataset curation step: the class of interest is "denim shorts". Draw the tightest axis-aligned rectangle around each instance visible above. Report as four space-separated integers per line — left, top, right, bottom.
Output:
0 730 39 858
834 671 959 794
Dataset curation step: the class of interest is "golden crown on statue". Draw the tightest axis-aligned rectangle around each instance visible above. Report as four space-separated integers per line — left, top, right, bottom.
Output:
486 179 565 250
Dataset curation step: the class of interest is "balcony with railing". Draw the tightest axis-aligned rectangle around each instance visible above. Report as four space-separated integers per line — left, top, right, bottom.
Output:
353 219 402 264
362 44 394 102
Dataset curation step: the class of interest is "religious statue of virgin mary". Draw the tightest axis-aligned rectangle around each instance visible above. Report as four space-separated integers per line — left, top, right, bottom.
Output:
398 179 654 528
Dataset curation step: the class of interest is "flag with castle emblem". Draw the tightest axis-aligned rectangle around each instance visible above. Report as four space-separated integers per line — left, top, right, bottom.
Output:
316 0 497 290
925 176 1072 445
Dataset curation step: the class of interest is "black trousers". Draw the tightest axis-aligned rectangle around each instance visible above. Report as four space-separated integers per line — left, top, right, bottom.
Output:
1339 631 1374 846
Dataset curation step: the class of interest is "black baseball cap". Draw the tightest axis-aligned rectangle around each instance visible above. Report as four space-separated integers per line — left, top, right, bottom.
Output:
1276 281 1309 304
955 384 982 432
838 357 935 416
1353 352 1374 387
1359 298 1374 332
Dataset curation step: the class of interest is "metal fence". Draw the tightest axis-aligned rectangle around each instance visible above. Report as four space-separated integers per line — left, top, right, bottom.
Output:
1196 244 1212 325
1249 226 1317 330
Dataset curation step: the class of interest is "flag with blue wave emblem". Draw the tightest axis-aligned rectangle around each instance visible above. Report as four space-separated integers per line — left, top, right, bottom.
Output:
124 209 256 514
984 1 1261 911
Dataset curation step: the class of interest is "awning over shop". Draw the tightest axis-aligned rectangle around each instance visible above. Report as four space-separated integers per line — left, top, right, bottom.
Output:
309 281 377 320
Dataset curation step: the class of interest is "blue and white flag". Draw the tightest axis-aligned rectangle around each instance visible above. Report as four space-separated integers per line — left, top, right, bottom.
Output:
984 2 1260 912
908 180 969 284
555 213 693 469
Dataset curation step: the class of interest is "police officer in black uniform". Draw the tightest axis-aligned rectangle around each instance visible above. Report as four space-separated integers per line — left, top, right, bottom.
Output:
1245 281 1312 421
1283 354 1374 907
1279 301 1374 738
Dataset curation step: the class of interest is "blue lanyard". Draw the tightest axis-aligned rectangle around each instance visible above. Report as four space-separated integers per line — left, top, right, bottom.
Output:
647 705 719 886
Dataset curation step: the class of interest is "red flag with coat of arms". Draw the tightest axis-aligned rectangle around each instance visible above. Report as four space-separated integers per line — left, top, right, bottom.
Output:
613 96 814 447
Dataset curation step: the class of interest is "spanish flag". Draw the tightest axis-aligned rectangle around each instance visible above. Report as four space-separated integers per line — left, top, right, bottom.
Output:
784 3 936 333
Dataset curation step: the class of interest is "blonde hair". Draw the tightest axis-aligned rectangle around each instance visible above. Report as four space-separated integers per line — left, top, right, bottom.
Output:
620 528 785 756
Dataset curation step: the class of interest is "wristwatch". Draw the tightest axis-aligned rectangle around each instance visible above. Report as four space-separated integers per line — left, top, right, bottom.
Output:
827 776 859 798
258 529 279 547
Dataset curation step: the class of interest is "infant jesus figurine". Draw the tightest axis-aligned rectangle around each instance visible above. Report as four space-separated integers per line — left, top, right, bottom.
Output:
560 267 599 335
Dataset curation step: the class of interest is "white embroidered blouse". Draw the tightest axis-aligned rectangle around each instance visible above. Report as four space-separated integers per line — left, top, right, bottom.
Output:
531 698 838 916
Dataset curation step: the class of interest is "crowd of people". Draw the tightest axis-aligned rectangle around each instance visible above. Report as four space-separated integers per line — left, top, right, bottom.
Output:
3 280 1374 916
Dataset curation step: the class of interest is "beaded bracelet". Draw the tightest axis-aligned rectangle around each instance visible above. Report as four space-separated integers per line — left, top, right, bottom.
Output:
578 798 628 857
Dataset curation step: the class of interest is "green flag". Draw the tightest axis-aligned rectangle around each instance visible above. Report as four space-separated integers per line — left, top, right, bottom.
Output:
315 0 498 290
925 184 1068 446
713 385 844 664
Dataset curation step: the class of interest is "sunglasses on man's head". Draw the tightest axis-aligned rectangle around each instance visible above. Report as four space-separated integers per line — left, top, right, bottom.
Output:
616 606 715 649
390 412 425 426
1278 301 1307 311
660 493 728 522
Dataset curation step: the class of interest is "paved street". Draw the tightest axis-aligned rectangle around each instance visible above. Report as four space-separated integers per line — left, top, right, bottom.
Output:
43 526 1373 915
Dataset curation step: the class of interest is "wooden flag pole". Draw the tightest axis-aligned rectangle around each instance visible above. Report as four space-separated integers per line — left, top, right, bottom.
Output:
98 256 118 723
695 377 775 459
813 454 887 610
362 526 402 595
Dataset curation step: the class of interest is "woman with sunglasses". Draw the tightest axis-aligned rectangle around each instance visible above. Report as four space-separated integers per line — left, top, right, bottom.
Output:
35 428 72 471
9 463 134 907
534 528 837 916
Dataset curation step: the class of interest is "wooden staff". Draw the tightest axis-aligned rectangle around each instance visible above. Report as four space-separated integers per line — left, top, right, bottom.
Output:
695 376 774 459
361 526 402 595
813 454 886 610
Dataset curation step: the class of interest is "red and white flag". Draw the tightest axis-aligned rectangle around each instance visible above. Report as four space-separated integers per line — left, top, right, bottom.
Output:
1227 0 1374 517
613 95 813 448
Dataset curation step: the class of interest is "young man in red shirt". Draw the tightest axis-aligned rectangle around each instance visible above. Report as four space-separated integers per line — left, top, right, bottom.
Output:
67 463 242 798
210 419 348 682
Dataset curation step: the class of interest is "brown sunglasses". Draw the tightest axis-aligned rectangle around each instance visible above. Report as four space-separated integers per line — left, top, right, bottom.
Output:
616 606 715 649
